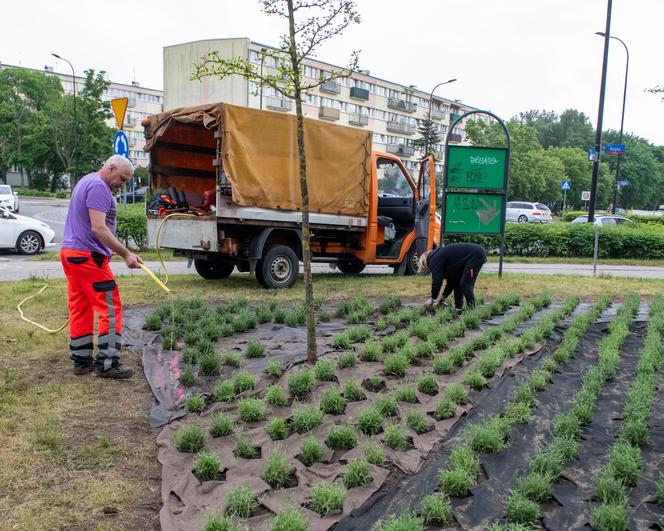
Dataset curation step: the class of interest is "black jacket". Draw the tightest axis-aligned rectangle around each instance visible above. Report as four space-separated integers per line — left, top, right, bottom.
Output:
428 243 487 299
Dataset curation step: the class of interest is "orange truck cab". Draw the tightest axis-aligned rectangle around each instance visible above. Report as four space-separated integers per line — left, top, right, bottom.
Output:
143 102 440 288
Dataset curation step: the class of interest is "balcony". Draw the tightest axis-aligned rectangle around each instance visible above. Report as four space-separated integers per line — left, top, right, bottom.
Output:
348 113 368 126
125 117 136 127
349 87 369 100
431 108 445 120
388 97 417 113
127 98 136 108
265 96 292 112
386 121 415 135
448 132 463 143
320 81 341 94
385 144 416 157
450 112 463 123
319 106 340 121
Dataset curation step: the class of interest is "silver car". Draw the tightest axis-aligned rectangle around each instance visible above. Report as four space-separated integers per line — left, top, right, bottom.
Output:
506 201 552 223
571 215 633 227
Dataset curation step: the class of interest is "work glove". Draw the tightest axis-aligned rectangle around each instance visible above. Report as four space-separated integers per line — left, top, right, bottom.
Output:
436 298 448 308
424 298 435 309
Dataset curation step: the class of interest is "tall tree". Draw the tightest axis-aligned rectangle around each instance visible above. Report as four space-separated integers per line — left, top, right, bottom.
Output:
517 108 594 149
411 117 440 155
192 0 360 363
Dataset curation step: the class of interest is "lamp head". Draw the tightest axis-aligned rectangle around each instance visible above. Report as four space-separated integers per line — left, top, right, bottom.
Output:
51 53 62 59
595 32 606 37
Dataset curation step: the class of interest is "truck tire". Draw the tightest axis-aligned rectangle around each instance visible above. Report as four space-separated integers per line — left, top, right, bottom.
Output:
337 259 366 274
256 244 299 289
194 257 235 279
404 244 419 276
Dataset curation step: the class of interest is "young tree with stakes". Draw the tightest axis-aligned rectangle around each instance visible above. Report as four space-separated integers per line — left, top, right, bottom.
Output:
192 0 361 363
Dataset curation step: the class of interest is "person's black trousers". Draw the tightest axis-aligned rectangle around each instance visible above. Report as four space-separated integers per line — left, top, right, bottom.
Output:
453 259 485 309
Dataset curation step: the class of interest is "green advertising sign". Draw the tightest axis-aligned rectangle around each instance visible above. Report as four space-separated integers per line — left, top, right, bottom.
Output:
443 192 504 234
446 146 508 190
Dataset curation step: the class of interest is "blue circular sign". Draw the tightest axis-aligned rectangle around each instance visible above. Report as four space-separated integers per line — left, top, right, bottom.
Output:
113 131 129 157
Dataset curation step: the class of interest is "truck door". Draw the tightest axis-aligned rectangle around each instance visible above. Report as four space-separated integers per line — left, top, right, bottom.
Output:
414 155 436 257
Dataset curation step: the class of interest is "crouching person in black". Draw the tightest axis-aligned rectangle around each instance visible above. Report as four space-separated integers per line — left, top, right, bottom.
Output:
417 243 487 313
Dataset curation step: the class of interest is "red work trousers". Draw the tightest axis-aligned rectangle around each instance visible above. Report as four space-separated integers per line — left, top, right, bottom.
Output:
60 248 123 369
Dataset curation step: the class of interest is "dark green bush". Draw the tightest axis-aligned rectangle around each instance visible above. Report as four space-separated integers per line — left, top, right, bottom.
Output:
116 208 148 250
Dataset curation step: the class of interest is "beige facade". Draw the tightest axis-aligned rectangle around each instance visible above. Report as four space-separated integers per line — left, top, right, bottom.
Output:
163 38 475 174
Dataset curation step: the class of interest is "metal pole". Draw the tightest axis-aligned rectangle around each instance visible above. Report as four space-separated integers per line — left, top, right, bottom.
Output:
259 47 267 110
592 228 600 277
52 53 77 185
563 189 567 218
426 79 457 155
588 0 613 224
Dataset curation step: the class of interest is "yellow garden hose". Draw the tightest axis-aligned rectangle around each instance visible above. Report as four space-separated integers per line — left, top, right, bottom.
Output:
17 284 69 334
154 212 197 285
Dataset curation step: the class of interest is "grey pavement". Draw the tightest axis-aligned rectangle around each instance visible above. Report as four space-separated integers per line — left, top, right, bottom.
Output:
2 258 664 282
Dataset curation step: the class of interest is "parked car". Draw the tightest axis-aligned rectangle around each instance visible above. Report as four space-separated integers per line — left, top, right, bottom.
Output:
0 184 19 213
117 186 148 204
0 206 56 254
506 201 552 223
571 215 633 227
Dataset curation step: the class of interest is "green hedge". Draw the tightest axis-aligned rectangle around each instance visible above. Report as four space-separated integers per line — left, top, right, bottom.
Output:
13 188 69 199
116 207 147 250
444 223 664 259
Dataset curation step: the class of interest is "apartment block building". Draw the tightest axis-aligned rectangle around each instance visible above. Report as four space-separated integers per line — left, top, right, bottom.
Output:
164 38 475 174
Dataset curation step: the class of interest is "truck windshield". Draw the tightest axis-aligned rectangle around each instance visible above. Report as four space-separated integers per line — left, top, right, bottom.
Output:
377 160 412 198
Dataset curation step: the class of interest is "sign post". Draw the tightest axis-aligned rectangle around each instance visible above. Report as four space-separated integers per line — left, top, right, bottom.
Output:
111 97 130 207
443 111 511 277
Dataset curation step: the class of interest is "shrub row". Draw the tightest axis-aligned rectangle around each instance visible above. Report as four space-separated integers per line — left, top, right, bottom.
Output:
13 187 69 199
589 295 664 530
502 293 639 527
117 207 148 250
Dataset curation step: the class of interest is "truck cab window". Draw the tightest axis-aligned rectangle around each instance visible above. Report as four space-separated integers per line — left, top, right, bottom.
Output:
377 159 413 199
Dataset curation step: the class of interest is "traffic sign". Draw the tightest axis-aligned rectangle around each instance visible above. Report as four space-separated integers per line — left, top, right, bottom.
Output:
588 149 598 161
561 180 571 191
113 131 129 157
581 191 591 201
617 180 631 187
605 143 626 155
111 98 128 130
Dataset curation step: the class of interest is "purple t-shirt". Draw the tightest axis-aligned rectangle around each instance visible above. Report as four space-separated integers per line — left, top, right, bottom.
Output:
62 172 116 257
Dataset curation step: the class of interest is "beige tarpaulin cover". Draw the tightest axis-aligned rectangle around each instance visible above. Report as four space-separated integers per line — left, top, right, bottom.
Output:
143 102 372 217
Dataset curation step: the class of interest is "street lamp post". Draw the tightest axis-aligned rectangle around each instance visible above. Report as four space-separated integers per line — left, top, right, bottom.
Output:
259 47 267 110
596 31 629 212
426 79 457 155
52 53 78 184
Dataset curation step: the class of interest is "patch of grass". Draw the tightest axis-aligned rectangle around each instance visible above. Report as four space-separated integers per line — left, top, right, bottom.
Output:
416 340 435 359
225 485 258 518
514 383 535 406
265 418 289 441
237 397 266 423
432 355 455 375
331 333 352 350
608 440 642 486
264 384 288 407
199 352 221 376
173 425 206 453
394 384 418 403
434 397 456 420
363 441 386 467
445 383 469 405
262 449 293 488
360 340 382 362
182 346 199 365
310 482 346 516
595 468 625 504
325 425 358 450
420 493 453 527
347 324 371 342
144 311 162 331
465 417 509 454
319 310 331 323
375 318 387 331
179 367 196 387
320 387 346 415
220 349 242 367
505 401 532 424
338 351 359 369
266 359 285 378
417 372 438 396
314 359 336 381
439 467 475 497
356 407 383 435
374 395 398 417
384 353 409 377
288 368 315 398
269 506 309 531
255 303 273 324
233 436 258 459
246 339 265 358
463 369 487 390
233 370 255 394
515 472 554 502
405 411 431 434
384 424 409 451
185 393 205 413
210 412 234 437
450 446 481 476
505 491 539 525
374 513 424 531
343 379 366 402
194 451 221 481
589 503 628 531
300 436 325 466
291 403 324 433
342 458 372 489
213 379 235 402
529 368 550 392
379 295 401 314
203 514 240 531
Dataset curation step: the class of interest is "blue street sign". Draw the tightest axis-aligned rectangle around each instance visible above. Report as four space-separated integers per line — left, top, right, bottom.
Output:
617 179 631 187
605 143 626 155
588 148 598 161
561 180 571 191
113 131 129 158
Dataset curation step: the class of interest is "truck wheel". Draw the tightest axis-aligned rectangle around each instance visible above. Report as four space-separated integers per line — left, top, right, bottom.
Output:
337 259 366 274
194 257 235 279
256 244 299 289
404 244 419 276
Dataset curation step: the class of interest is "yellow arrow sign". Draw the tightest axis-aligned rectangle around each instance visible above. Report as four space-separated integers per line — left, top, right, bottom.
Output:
111 97 128 130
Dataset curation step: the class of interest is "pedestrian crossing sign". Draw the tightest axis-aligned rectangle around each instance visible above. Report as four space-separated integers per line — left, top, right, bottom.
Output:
561 180 571 191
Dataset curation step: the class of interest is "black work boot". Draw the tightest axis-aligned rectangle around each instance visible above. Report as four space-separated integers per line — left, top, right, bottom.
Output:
72 356 95 375
95 360 134 379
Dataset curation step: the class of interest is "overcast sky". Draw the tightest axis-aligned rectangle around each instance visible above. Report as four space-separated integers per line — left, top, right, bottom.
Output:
4 0 663 145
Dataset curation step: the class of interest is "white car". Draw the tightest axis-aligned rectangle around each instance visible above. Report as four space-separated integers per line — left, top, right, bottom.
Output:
571 215 633 227
506 201 553 223
0 206 56 254
0 184 19 212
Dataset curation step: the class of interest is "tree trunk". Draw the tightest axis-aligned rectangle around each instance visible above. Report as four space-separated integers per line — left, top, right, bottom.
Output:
288 0 317 364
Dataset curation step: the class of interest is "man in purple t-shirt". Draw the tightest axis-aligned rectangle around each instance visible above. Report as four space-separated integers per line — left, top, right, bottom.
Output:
61 155 141 378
